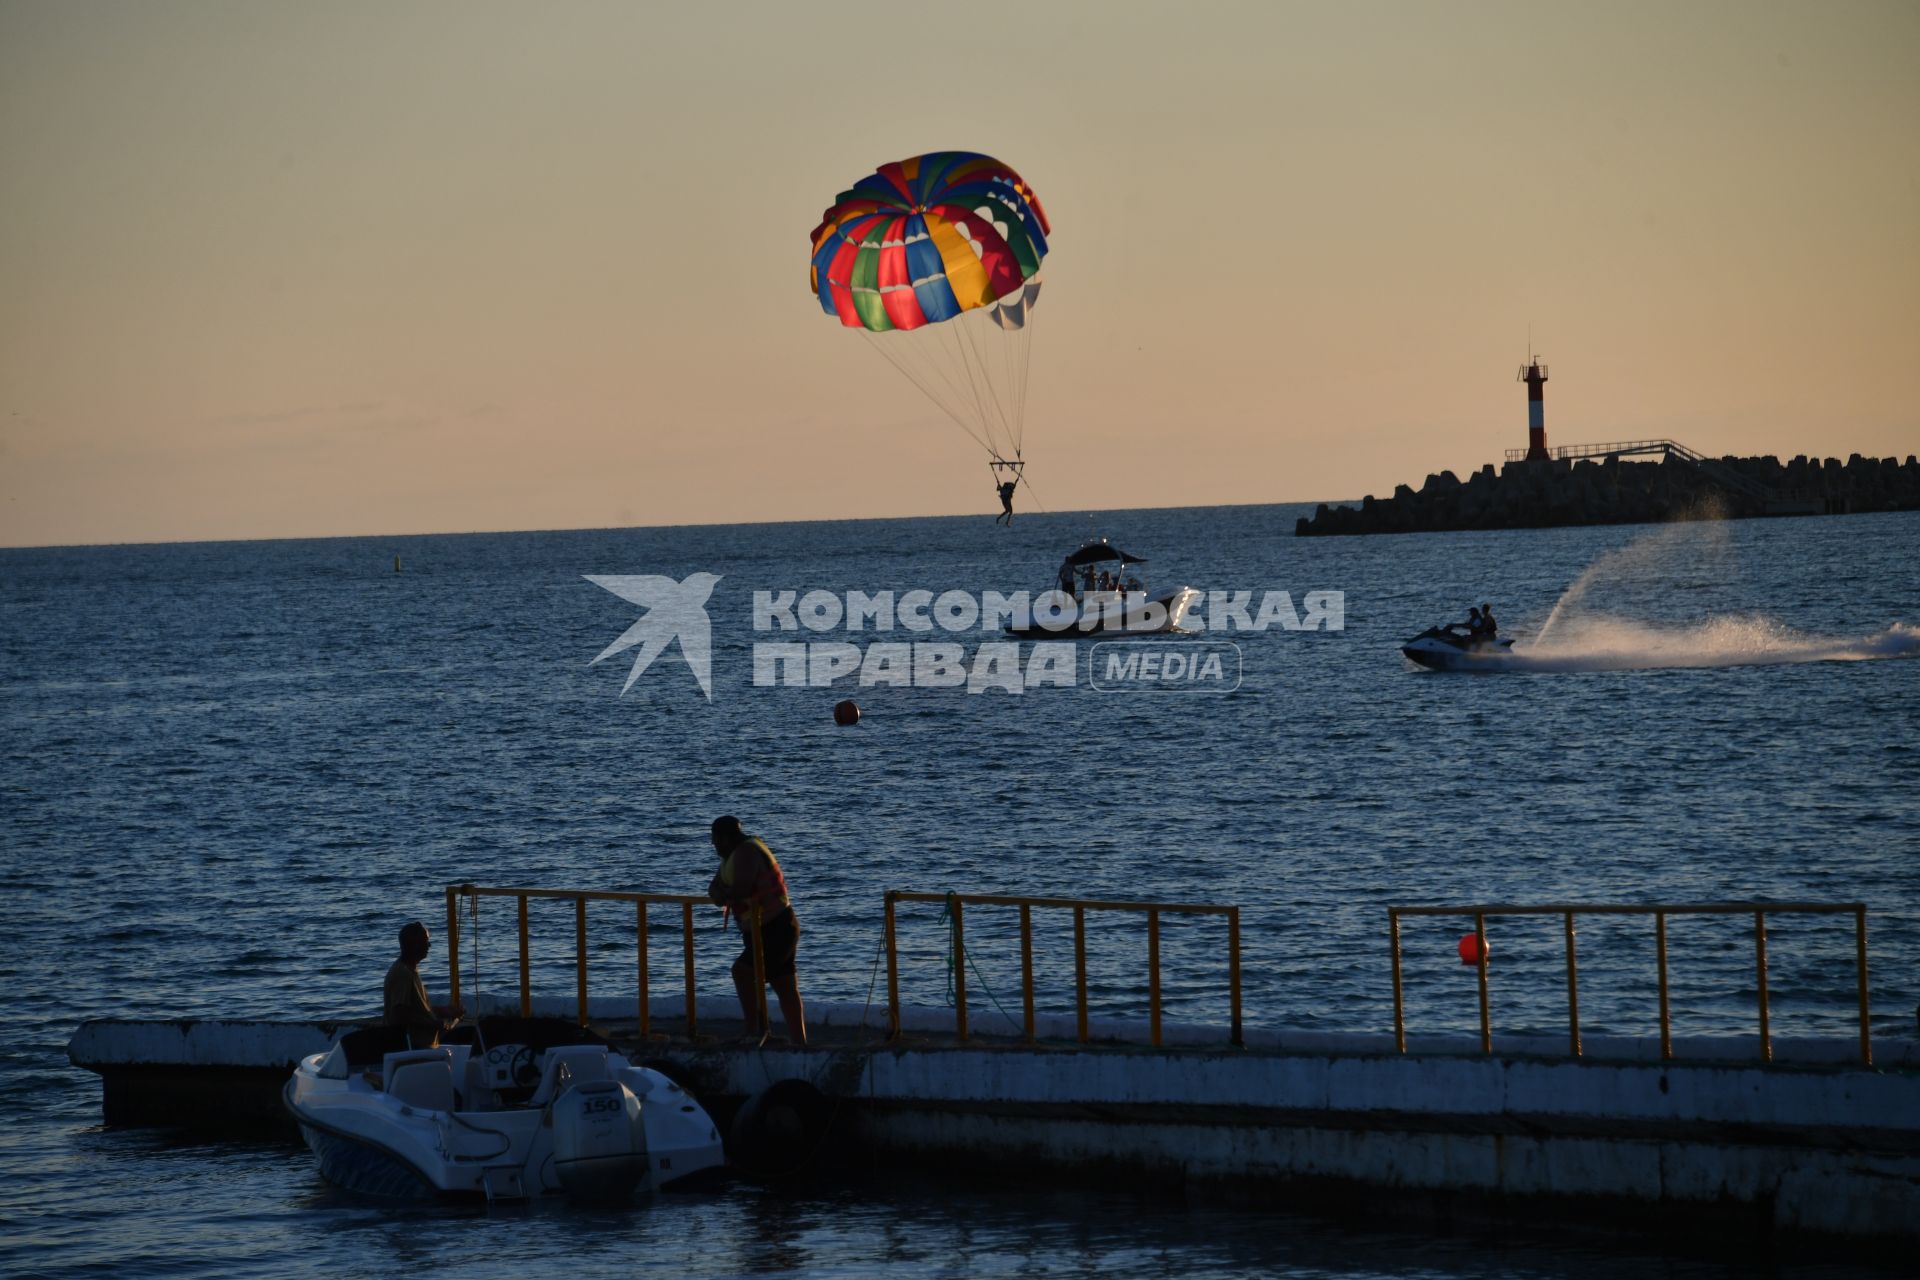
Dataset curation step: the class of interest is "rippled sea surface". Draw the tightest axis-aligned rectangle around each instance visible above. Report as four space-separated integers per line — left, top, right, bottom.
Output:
3 504 1917 1277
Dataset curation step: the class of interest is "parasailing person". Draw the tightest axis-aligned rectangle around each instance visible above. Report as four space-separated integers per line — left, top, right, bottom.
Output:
808 151 1051 510
992 457 1024 524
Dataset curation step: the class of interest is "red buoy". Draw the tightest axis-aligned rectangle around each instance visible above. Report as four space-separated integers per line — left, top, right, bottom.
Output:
1458 932 1488 966
833 699 860 726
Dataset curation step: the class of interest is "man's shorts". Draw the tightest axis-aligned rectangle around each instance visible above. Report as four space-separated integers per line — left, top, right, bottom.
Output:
736 909 800 981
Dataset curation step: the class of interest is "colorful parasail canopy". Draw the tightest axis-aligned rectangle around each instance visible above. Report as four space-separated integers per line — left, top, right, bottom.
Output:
809 152 1050 333
808 152 1052 474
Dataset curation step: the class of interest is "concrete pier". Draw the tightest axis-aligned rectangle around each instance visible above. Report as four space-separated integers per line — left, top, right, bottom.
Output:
68 1000 1920 1247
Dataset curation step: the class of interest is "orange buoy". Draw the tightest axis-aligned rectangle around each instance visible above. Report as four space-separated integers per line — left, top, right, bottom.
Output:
1458 932 1488 966
833 699 860 726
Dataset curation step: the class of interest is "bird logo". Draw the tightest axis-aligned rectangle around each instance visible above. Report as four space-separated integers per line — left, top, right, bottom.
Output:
585 573 723 699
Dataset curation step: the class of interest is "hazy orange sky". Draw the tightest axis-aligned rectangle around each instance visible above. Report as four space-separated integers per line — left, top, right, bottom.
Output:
2 0 1915 546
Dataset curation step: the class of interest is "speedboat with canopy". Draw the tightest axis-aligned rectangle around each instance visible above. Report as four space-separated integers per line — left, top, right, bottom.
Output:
283 1016 723 1202
1006 538 1201 638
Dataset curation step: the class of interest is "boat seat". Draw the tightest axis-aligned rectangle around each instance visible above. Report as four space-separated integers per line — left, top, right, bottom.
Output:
462 1056 498 1111
338 1024 415 1067
528 1046 612 1107
385 1050 457 1113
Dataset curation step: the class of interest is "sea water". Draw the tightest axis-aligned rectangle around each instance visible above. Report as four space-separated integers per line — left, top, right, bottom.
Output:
3 504 1916 1276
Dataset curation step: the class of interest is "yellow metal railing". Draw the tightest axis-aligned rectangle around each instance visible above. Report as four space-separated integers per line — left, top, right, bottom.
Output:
884 891 1242 1048
444 884 768 1038
1388 901 1872 1065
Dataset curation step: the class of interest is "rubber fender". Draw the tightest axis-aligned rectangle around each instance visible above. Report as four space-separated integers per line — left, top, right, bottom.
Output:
728 1077 830 1178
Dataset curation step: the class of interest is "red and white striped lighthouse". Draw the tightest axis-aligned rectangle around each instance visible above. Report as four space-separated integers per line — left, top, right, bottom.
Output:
1517 355 1550 461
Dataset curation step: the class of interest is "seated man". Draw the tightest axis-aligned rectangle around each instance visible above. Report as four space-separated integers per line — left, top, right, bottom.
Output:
1477 603 1498 638
384 921 462 1050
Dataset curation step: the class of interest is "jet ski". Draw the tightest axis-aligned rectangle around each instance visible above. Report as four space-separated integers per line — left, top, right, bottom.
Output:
1401 623 1517 671
284 1016 724 1202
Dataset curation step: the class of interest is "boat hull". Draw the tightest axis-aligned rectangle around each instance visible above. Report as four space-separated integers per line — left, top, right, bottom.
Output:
1007 587 1201 639
1401 629 1517 672
295 1113 440 1200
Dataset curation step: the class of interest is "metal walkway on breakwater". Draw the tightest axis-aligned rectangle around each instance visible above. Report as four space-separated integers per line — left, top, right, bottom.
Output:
1502 437 1785 504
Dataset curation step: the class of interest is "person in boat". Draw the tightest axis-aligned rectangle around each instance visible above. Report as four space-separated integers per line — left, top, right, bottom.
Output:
995 479 1017 525
706 816 807 1047
1477 603 1498 639
1459 606 1483 639
383 921 463 1050
1056 556 1076 596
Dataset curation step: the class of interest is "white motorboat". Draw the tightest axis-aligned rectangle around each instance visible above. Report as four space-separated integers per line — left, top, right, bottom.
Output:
1401 623 1518 671
1006 538 1201 638
283 1017 724 1202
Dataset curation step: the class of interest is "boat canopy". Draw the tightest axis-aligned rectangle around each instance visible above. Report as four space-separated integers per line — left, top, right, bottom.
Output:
1063 539 1145 566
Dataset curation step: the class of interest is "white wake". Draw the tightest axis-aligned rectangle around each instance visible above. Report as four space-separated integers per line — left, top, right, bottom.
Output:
1451 511 1919 673
1512 616 1920 672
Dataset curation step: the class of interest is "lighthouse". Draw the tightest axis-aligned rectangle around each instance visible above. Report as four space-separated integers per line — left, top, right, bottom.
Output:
1517 355 1550 461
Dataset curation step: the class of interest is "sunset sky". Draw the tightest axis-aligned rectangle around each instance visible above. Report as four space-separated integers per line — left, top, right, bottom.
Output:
2 0 1915 546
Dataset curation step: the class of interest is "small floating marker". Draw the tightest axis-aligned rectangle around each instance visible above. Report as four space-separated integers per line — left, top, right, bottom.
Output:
393 555 402 573
1458 932 1489 966
833 699 860 727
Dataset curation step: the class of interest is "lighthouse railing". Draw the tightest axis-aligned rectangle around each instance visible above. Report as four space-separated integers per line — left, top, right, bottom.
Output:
1387 901 1871 1066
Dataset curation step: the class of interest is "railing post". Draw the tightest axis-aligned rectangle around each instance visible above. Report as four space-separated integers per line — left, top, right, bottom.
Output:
1855 906 1872 1067
1564 910 1582 1057
574 895 588 1028
1228 906 1243 1048
750 902 769 1038
1389 909 1405 1054
636 901 650 1037
1656 911 1672 1060
445 886 462 1013
1073 905 1088 1044
951 897 968 1042
1474 912 1491 1054
1019 903 1035 1043
1754 911 1771 1063
884 893 901 1041
1147 908 1162 1048
682 900 697 1039
517 894 531 1017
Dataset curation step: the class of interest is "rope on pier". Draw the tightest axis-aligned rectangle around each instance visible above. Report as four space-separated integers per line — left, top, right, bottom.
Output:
939 891 1022 1034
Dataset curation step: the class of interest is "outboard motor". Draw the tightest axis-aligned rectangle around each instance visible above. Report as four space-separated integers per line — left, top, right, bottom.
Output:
550 1079 648 1200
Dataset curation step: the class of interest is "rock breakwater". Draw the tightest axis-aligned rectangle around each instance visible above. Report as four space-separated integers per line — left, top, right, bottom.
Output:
1296 452 1919 536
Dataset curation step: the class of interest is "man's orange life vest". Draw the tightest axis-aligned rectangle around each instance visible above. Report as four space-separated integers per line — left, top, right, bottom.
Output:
718 836 790 919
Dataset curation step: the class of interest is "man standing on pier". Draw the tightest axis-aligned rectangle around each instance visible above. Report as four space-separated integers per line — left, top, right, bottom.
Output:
707 816 808 1047
383 921 462 1050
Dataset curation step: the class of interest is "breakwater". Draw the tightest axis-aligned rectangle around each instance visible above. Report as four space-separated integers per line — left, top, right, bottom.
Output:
1296 451 1920 537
